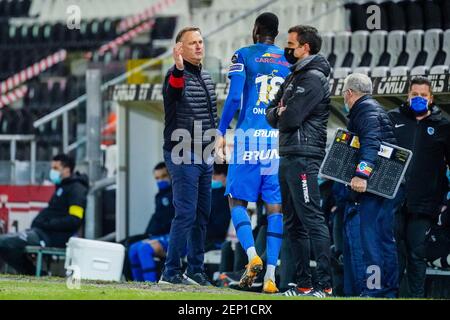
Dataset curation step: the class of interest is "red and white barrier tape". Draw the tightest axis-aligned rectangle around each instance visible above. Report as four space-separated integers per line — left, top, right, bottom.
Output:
0 86 28 109
118 0 176 33
86 20 155 60
0 50 67 95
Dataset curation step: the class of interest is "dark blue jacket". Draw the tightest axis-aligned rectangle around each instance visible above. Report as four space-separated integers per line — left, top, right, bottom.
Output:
145 187 175 236
347 95 396 180
162 61 218 153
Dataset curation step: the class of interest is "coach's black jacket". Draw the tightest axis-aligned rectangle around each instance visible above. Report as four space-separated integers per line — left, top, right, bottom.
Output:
31 173 89 247
163 61 218 153
266 54 331 160
388 103 450 216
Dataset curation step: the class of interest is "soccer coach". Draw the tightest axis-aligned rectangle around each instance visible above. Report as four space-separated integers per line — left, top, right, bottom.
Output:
266 25 333 297
160 27 218 286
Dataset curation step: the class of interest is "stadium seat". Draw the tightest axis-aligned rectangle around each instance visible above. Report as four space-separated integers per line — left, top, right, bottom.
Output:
333 31 352 69
384 0 407 31
350 30 370 69
386 30 406 68
423 0 442 30
320 32 336 67
353 67 370 75
429 65 449 75
371 66 390 78
404 0 424 31
390 66 409 76
431 29 450 72
333 67 352 79
368 30 387 68
423 29 443 67
410 66 428 76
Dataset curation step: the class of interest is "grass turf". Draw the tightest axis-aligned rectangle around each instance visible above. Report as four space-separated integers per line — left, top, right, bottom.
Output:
0 275 367 300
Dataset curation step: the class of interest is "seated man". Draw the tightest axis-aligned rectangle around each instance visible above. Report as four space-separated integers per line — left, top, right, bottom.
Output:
205 164 231 252
128 162 175 282
0 154 88 275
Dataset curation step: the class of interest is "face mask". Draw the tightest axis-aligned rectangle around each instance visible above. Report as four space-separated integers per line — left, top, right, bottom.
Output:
344 103 350 114
49 169 62 185
157 180 170 191
211 180 224 190
409 96 429 115
284 47 298 65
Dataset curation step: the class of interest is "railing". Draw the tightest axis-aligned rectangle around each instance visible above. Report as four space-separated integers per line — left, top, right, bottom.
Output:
31 0 346 158
31 0 284 153
0 135 36 184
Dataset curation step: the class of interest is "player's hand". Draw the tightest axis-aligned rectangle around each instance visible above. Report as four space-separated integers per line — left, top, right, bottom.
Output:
350 177 367 193
215 134 227 163
173 42 184 70
278 106 287 116
277 100 286 116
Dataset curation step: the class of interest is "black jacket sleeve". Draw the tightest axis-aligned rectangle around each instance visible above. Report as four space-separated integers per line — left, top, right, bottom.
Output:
278 73 325 132
35 184 87 232
163 66 184 104
266 82 284 129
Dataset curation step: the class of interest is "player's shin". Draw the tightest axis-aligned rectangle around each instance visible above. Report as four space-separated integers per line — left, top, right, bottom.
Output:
265 213 283 281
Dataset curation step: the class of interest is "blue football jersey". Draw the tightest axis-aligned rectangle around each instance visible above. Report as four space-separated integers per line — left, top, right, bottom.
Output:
228 43 290 151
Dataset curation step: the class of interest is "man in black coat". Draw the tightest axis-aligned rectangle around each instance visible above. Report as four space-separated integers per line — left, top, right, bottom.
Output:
266 25 333 298
388 76 450 297
0 154 88 275
342 73 399 298
160 26 218 286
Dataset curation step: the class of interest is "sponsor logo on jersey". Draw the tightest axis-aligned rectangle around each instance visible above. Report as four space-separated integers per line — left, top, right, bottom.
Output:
229 63 244 73
262 53 282 58
243 149 280 161
255 55 290 67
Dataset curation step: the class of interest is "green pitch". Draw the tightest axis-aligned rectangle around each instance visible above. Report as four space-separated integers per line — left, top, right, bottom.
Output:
0 275 363 300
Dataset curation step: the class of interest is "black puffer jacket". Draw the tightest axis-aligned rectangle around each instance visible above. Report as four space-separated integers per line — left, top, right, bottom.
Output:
266 54 331 159
347 95 396 179
31 172 89 247
163 61 218 152
388 104 450 216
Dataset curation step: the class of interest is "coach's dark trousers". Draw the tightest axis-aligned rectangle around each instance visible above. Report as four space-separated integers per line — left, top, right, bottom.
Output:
279 155 332 290
163 150 213 277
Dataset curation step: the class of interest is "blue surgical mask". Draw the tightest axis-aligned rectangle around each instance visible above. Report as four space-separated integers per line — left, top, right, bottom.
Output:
344 103 350 114
157 180 170 190
211 180 224 190
409 96 429 115
49 169 62 185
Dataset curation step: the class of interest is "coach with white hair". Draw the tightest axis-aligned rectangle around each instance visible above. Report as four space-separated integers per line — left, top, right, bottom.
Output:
342 73 399 298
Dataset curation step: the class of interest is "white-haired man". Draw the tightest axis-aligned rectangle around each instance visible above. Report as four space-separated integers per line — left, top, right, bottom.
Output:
342 73 399 298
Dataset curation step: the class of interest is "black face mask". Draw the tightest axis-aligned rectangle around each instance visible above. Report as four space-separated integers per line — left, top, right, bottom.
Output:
284 47 298 65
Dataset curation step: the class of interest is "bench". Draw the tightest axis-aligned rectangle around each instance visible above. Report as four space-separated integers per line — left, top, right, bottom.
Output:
24 246 66 277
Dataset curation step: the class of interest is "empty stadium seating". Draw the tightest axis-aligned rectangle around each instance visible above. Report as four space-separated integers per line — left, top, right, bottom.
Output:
345 0 449 32
324 27 450 78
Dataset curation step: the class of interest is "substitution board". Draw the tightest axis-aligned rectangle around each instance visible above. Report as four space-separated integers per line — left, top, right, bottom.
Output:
319 128 413 199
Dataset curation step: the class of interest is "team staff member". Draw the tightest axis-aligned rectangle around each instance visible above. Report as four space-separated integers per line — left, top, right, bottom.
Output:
0 154 88 275
160 27 218 286
388 76 450 298
342 73 398 298
266 25 333 298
